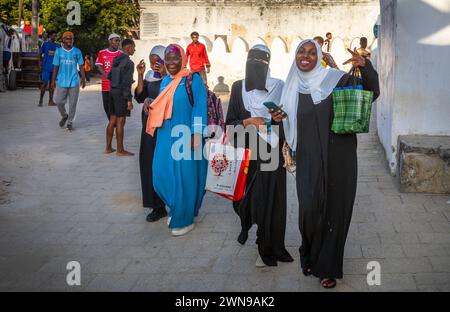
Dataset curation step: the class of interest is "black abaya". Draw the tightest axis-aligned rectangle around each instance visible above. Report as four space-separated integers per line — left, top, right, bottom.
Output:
135 80 165 210
226 80 292 266
296 61 380 279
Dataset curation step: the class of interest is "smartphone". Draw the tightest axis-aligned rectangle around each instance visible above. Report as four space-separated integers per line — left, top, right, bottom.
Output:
153 59 165 79
263 101 288 117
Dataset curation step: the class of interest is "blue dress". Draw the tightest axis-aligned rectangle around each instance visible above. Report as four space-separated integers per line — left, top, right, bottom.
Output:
152 73 208 229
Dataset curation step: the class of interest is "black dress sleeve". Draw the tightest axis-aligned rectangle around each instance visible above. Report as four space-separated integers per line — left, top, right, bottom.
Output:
360 60 380 101
337 60 380 102
225 80 246 127
134 80 150 103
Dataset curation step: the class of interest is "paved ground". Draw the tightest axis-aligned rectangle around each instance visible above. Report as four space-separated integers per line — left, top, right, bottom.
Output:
0 81 449 292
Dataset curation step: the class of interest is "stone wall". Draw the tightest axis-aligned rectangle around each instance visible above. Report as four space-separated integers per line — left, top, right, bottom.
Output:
135 0 380 87
399 135 450 194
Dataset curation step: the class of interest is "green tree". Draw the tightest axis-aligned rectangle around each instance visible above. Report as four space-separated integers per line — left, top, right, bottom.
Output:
0 0 33 25
40 0 140 54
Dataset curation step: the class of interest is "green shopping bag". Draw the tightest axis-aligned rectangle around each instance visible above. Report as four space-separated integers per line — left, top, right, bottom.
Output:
331 75 374 134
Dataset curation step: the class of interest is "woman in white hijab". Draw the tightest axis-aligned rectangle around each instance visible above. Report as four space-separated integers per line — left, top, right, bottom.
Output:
226 44 293 268
271 39 379 288
135 45 167 223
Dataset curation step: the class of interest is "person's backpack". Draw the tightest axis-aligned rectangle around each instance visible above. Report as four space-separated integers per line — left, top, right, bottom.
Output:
185 72 225 138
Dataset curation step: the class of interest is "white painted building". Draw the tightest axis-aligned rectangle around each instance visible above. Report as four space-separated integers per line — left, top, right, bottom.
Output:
135 0 380 85
377 0 450 175
134 0 450 179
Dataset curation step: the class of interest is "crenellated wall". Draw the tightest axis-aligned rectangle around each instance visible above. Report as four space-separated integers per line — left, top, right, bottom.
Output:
135 0 380 86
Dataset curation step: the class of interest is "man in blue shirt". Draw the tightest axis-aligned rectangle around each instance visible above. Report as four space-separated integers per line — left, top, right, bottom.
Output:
51 31 86 131
39 30 60 107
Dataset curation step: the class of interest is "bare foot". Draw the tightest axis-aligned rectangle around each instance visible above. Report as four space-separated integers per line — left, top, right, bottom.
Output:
116 150 134 156
104 148 116 154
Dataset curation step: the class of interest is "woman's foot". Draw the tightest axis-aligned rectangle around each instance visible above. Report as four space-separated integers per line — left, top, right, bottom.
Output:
146 208 167 222
104 148 116 154
277 249 294 263
255 255 266 268
320 278 337 289
237 230 248 245
171 223 195 236
302 268 312 276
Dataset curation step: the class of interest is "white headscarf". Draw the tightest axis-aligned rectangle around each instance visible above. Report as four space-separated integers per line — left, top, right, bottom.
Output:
282 39 345 151
242 44 284 119
144 45 166 82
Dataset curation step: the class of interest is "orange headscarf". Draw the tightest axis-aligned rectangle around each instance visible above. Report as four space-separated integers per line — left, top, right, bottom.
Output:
146 44 190 136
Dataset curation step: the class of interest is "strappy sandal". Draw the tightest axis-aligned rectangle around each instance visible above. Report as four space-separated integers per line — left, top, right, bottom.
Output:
320 278 337 289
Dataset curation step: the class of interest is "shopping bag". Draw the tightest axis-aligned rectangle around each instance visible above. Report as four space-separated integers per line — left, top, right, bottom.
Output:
331 68 374 134
205 139 251 201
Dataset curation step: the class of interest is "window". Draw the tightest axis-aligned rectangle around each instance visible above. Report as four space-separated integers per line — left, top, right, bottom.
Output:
141 12 159 38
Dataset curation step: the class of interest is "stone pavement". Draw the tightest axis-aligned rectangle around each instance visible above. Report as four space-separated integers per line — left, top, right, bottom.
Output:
0 82 449 292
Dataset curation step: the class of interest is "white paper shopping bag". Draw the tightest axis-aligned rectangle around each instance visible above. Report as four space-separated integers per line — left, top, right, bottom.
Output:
205 141 246 196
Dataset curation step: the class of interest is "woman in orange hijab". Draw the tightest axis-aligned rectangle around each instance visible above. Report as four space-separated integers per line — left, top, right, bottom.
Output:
147 44 208 236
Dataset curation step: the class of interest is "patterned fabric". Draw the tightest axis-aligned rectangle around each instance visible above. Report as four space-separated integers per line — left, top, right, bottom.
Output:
331 88 374 134
323 52 338 69
357 48 371 58
185 72 225 136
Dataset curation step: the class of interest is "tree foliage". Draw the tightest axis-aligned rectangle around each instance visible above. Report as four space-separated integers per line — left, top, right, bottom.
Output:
1 0 140 55
0 0 33 25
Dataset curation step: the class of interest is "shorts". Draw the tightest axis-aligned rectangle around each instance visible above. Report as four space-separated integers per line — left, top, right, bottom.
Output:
101 91 111 120
3 51 11 62
109 88 130 118
41 70 53 82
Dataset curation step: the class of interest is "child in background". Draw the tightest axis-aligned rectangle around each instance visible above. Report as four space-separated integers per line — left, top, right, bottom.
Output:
84 54 92 82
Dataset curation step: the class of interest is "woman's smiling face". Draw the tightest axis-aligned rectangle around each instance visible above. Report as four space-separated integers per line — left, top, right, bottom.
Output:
164 52 182 76
296 41 318 72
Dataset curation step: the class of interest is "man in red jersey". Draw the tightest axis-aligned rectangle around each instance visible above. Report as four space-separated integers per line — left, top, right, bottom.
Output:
96 33 123 120
186 31 211 84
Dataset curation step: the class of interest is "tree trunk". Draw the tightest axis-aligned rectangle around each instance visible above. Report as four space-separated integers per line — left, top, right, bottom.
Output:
31 0 39 51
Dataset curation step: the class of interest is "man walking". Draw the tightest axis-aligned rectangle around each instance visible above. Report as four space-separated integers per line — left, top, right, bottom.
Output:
186 31 211 83
105 38 135 156
51 31 86 131
95 34 122 120
39 30 59 107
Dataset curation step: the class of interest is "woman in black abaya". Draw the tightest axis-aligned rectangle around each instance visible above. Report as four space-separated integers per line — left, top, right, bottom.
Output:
134 45 167 222
277 40 379 288
226 45 293 267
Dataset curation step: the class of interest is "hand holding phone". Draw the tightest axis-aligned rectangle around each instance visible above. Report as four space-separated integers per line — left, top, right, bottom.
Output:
264 102 287 116
264 102 288 123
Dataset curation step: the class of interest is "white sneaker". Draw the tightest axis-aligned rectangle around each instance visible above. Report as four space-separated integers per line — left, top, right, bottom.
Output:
171 223 195 236
167 216 171 226
256 255 266 268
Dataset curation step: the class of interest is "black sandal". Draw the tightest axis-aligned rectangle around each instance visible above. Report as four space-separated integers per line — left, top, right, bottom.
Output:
302 268 312 276
320 278 337 289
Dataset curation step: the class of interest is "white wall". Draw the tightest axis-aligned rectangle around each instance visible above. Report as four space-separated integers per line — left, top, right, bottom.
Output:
135 1 380 88
378 0 450 175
